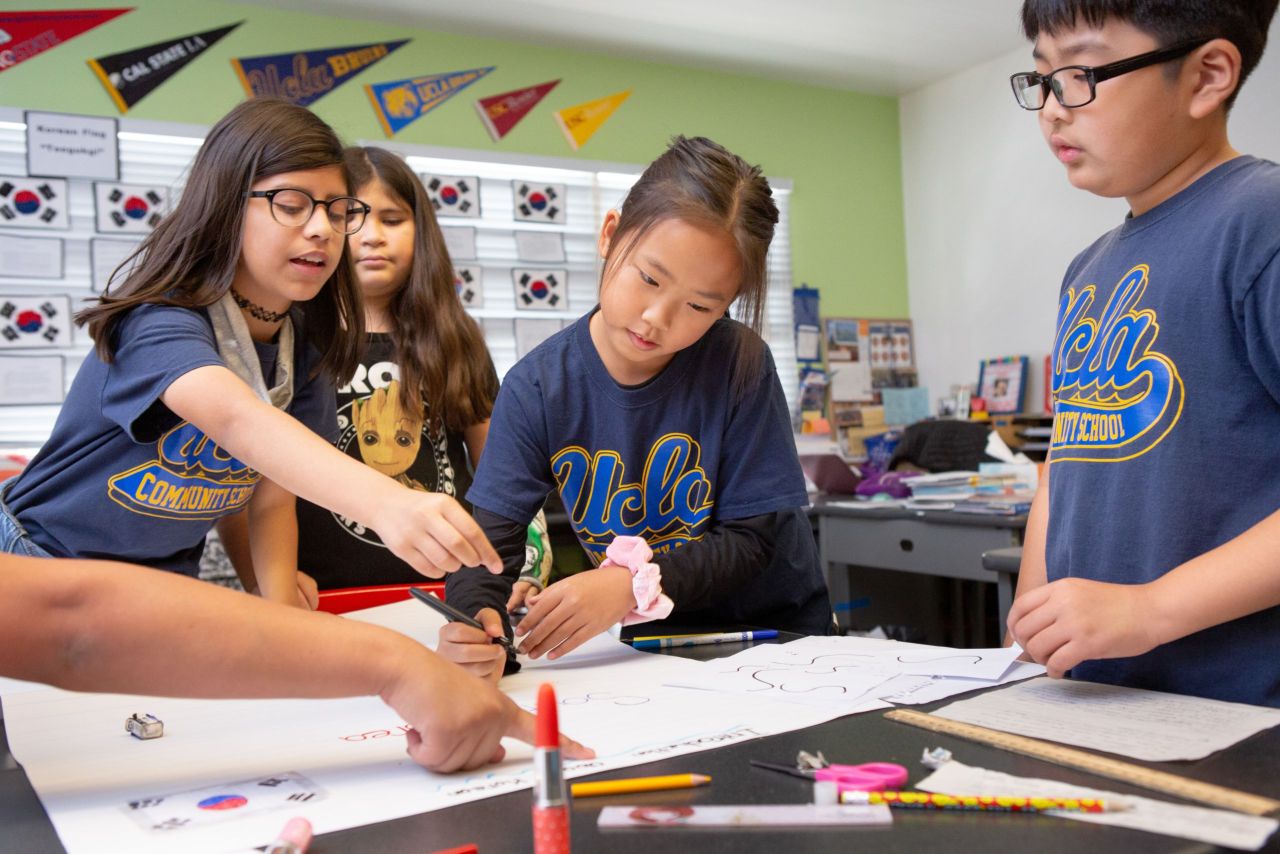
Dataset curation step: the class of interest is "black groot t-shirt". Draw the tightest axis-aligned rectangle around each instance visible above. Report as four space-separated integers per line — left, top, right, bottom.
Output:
296 333 479 588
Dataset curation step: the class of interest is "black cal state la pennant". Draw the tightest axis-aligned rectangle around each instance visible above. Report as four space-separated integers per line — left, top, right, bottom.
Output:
87 22 243 113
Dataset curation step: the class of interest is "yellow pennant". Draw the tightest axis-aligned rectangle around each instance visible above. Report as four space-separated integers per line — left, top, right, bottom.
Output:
554 89 631 150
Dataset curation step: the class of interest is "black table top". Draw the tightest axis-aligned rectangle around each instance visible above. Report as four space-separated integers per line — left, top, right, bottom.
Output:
4 644 1278 854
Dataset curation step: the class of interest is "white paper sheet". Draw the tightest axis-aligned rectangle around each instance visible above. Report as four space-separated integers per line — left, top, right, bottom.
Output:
0 354 64 404
779 635 1026 680
829 361 873 403
663 641 897 712
4 601 851 854
918 759 1279 851
665 636 1039 713
933 677 1280 762
0 233 64 278
441 226 477 260
514 230 566 263
514 317 563 358
90 238 143 292
875 661 1045 705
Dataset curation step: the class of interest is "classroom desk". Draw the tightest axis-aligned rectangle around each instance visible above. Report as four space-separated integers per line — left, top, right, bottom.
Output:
4 653 1280 854
812 500 1026 644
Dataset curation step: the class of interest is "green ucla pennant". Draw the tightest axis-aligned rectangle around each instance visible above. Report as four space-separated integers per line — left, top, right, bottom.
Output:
231 39 409 107
365 66 494 136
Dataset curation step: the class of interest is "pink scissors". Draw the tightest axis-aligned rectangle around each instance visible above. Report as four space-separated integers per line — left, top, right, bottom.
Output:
751 749 908 792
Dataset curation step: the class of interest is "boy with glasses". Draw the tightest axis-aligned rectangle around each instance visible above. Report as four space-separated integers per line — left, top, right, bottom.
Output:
1006 1 1280 705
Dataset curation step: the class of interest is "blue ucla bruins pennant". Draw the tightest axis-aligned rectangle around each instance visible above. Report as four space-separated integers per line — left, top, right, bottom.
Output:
1050 264 1185 463
231 39 409 107
108 422 260 520
365 66 494 136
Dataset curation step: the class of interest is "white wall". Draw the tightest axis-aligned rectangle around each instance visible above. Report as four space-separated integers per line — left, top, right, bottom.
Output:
900 20 1280 414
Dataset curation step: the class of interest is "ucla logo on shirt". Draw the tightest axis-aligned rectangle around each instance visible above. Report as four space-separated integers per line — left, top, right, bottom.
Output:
1050 264 1184 462
107 423 260 520
552 433 714 562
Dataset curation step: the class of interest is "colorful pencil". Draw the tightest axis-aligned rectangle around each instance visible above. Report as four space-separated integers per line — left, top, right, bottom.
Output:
571 773 712 798
839 790 1128 812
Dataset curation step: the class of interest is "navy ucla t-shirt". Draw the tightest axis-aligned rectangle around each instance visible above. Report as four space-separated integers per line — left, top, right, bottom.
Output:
467 310 828 631
1047 155 1280 706
6 303 336 577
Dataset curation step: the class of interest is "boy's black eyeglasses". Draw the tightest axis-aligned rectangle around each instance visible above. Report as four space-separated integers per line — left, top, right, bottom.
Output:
246 188 371 234
1010 38 1211 110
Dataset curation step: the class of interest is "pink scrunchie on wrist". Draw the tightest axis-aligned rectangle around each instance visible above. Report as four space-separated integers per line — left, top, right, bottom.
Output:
599 535 675 626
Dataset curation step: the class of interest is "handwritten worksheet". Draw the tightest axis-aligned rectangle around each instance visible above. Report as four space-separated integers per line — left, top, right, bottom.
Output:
933 677 1280 761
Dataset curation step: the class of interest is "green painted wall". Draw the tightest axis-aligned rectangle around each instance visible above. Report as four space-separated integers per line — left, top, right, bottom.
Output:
1 0 908 316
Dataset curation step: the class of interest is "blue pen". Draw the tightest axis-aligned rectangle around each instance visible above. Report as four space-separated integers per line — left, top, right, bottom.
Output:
629 630 778 650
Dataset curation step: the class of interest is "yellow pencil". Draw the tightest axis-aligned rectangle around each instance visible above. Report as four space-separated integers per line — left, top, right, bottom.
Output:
628 633 707 641
571 773 712 798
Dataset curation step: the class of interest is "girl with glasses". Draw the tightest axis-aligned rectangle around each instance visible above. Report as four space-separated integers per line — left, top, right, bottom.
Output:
219 146 553 596
0 100 501 606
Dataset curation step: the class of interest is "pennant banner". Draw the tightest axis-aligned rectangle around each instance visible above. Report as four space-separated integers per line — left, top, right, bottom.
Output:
88 22 241 113
512 180 566 225
365 66 493 136
474 79 559 142
555 89 631 151
454 265 483 308
232 40 408 108
421 174 480 218
0 8 131 75
512 268 566 311
0 295 72 348
94 182 167 233
0 176 69 229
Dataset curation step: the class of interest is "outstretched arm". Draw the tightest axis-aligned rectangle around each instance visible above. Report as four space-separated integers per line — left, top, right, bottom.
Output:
0 553 591 771
161 365 501 578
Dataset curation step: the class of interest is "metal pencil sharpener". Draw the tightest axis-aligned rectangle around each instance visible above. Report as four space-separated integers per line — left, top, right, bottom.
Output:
125 713 164 740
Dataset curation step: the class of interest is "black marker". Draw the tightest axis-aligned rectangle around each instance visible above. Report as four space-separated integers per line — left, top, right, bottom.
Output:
408 587 515 654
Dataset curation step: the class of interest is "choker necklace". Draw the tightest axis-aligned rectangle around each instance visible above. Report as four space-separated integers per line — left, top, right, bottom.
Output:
230 288 289 323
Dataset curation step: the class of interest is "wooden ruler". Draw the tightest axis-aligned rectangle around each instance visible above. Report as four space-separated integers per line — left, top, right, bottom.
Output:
884 708 1280 817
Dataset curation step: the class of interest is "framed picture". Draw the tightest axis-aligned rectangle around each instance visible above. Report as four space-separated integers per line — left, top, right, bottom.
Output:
977 356 1028 414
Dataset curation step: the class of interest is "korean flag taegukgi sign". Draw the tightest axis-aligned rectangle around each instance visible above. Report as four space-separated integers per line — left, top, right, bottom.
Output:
0 295 72 348
94 181 167 233
0 176 68 229
231 40 409 108
512 268 566 310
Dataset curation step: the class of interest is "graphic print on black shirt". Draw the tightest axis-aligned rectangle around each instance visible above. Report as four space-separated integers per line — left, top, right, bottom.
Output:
296 334 475 587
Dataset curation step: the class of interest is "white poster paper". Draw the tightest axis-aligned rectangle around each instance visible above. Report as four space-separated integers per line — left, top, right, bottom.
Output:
3 601 848 854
